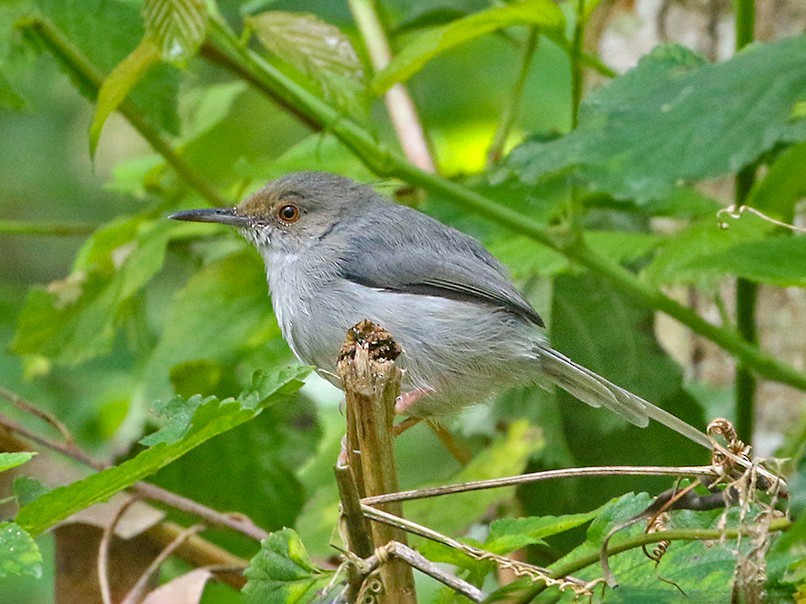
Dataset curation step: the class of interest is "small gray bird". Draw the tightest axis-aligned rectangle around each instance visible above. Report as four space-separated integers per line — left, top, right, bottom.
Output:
171 172 710 448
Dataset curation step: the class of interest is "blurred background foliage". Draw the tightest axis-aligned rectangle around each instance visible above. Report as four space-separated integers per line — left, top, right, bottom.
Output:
0 0 804 601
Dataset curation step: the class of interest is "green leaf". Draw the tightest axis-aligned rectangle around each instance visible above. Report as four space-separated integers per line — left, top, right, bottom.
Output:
544 494 752 602
37 0 180 136
643 211 773 286
0 522 41 579
485 511 597 554
542 272 706 511
681 236 806 287
12 217 174 365
0 69 25 109
243 528 335 603
408 421 543 536
0 451 36 472
15 366 308 536
89 38 161 157
247 11 368 121
180 81 247 142
141 250 277 399
12 476 48 507
747 140 806 220
373 0 565 93
505 37 806 204
143 0 208 63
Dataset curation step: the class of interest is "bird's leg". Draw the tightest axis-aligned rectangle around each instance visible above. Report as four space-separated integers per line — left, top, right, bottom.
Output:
393 416 422 436
394 387 433 415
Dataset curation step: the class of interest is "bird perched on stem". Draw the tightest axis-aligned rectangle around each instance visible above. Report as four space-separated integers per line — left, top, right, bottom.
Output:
171 172 710 449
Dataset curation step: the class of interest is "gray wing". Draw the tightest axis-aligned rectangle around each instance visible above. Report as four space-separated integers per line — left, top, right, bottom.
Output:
337 205 544 327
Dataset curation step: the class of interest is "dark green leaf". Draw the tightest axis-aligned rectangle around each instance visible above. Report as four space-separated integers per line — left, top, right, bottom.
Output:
505 37 806 203
485 511 597 554
243 528 335 603
0 451 36 472
12 476 48 507
143 0 208 63
141 250 277 399
0 522 41 578
373 0 565 92
247 11 368 122
537 273 706 514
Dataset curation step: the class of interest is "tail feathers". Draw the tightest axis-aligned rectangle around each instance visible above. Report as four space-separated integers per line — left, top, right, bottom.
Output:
540 348 711 449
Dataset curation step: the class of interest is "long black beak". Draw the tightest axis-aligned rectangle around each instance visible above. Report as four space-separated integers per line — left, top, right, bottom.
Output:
169 207 251 228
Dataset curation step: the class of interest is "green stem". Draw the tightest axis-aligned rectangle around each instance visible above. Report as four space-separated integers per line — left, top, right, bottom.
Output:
487 28 538 166
735 0 755 50
569 0 586 128
517 516 792 600
0 220 97 236
23 18 227 208
734 0 756 442
204 19 806 392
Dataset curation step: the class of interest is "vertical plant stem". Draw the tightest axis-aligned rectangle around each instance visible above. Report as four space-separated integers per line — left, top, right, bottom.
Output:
348 0 436 172
569 0 586 128
734 0 757 443
338 321 416 601
487 28 538 166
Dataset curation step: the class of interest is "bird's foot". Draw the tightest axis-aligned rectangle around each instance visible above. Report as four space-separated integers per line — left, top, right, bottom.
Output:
394 387 434 415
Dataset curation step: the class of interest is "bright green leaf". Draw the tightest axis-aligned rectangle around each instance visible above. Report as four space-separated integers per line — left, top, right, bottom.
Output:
247 11 368 121
143 0 208 63
505 37 806 204
243 528 336 603
37 0 180 135
643 211 773 287
15 366 307 536
180 81 247 142
408 421 543 536
0 69 25 109
373 0 565 93
0 452 36 472
0 522 41 579
747 140 806 220
681 236 806 287
12 217 174 365
89 38 161 157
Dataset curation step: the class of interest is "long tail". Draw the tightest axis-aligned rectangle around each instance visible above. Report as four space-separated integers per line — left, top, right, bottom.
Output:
540 348 712 449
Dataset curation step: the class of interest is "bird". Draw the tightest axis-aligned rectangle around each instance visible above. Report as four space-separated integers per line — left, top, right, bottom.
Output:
170 171 710 449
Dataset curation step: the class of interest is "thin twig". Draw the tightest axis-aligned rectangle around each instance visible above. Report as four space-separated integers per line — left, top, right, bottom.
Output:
121 523 206 604
348 0 436 172
0 386 76 446
361 465 721 505
98 497 138 604
487 28 538 166
368 541 485 602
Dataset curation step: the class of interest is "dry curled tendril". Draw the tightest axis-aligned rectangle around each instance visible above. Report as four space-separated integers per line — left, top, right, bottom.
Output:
600 418 787 594
717 204 806 232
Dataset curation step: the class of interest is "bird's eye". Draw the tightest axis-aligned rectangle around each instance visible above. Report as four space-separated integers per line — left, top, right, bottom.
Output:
277 204 300 223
